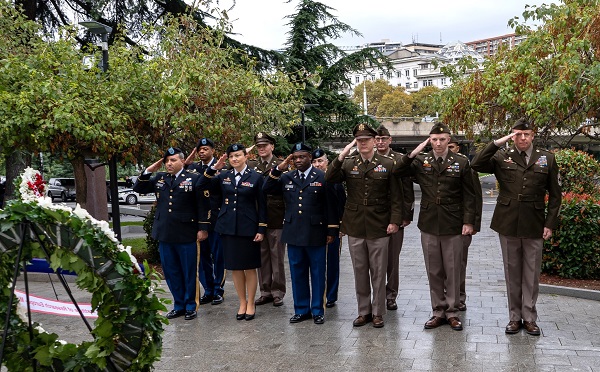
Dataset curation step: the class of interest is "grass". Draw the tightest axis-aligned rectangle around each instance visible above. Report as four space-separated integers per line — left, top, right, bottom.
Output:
110 221 144 228
122 236 147 255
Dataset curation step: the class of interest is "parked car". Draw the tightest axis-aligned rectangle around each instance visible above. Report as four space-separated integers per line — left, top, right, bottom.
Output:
46 178 76 202
117 188 156 205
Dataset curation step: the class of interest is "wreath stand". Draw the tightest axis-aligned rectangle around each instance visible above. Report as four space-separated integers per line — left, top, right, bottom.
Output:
0 221 118 371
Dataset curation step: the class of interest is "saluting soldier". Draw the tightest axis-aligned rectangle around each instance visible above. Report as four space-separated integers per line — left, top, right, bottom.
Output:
264 143 339 324
133 147 209 321
374 125 415 311
471 119 561 336
247 132 287 307
312 148 346 308
326 123 404 329
396 123 476 331
199 144 267 321
185 138 225 306
447 136 483 311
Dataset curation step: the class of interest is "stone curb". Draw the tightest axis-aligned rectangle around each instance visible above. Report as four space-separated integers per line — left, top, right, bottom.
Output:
539 283 600 301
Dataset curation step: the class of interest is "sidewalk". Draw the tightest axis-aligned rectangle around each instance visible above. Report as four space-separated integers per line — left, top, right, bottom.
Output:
11 201 600 371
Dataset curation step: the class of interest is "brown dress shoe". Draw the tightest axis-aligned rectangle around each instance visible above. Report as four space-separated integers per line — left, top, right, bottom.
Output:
273 297 284 307
523 321 541 336
457 302 467 311
372 315 384 328
447 317 463 331
505 320 522 334
255 296 273 306
386 299 398 311
353 314 373 327
424 316 446 329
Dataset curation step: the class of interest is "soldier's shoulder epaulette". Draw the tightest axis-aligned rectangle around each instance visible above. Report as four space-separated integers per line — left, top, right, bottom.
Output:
187 168 198 173
534 148 552 155
454 152 468 158
378 154 394 160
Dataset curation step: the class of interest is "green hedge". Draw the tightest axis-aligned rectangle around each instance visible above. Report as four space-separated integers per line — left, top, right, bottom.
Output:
143 205 161 264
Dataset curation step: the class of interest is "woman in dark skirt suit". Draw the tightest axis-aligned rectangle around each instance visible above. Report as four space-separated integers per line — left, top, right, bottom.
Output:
200 144 267 320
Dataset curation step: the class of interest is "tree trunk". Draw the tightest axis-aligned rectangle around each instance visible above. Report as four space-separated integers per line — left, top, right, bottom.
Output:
4 151 31 202
71 156 87 209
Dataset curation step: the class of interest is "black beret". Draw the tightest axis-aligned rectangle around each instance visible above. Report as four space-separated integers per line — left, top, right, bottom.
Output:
290 142 312 154
312 148 326 159
196 138 215 149
429 123 451 135
226 143 246 155
163 147 184 163
375 125 391 137
512 118 532 130
353 123 377 139
254 132 275 145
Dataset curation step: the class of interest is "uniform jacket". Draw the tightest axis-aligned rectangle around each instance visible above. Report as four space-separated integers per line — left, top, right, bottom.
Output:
471 142 561 238
326 153 403 239
332 183 347 225
199 167 267 237
134 170 209 243
384 149 415 222
187 158 220 230
396 151 476 236
264 166 339 247
248 157 285 229
471 169 483 232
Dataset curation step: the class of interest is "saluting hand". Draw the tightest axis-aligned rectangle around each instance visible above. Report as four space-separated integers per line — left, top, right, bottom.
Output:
338 139 357 161
409 138 430 158
253 233 264 242
146 158 164 173
214 153 228 170
494 132 518 147
184 148 197 165
246 144 255 153
277 154 294 171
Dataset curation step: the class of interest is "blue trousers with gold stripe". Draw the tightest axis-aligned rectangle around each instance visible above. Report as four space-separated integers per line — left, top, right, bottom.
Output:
199 231 225 297
287 244 326 316
159 241 200 312
326 236 341 303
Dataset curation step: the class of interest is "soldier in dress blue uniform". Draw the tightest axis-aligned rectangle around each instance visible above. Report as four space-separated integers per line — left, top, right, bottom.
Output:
199 144 267 321
264 143 339 324
311 148 346 308
133 147 209 321
186 138 225 306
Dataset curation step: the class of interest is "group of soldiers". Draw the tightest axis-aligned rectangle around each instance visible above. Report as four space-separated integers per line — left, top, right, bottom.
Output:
133 118 561 335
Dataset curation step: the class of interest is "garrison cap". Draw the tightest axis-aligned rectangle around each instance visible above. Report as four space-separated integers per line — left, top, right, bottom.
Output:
353 123 377 139
196 138 215 149
512 118 532 131
375 125 391 137
226 143 246 155
163 147 184 163
291 142 312 154
429 122 451 135
254 132 275 145
312 148 326 160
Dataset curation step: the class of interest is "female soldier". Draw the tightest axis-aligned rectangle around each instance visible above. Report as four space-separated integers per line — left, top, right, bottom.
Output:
200 144 267 320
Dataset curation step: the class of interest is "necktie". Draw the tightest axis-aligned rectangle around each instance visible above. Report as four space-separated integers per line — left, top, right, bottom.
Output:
235 172 242 185
299 172 305 184
520 151 528 165
437 157 444 164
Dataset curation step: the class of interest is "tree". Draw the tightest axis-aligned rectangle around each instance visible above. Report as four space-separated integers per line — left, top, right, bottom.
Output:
439 0 600 145
0 3 302 207
376 90 413 118
352 79 395 116
281 0 391 145
410 86 441 118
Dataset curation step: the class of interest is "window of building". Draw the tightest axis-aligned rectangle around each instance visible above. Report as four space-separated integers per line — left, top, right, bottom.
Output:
396 71 401 78
441 77 446 85
413 82 418 88
413 69 418 77
405 82 410 89
355 76 360 83
405 69 410 77
387 72 392 79
423 79 433 87
379 73 384 79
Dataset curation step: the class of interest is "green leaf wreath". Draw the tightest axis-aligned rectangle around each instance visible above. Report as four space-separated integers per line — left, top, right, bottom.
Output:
0 168 167 371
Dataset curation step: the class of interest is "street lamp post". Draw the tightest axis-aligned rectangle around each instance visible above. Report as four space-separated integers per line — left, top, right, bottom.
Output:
301 104 319 143
79 20 121 241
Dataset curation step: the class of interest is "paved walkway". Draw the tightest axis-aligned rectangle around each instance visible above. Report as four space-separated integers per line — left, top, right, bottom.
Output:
10 199 600 371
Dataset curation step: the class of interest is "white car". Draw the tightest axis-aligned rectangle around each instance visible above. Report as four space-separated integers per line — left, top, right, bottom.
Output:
117 188 156 205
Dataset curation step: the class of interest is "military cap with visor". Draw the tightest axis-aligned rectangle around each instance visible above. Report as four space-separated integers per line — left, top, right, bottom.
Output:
512 118 532 131
353 123 377 139
254 132 275 145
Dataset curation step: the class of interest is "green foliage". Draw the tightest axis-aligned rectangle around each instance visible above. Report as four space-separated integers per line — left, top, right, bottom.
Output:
122 236 147 256
554 148 600 196
543 193 600 279
377 89 413 118
352 79 396 116
143 205 161 264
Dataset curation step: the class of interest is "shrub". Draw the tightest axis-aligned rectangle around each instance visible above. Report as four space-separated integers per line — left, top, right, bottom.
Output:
554 148 600 196
543 192 600 279
143 204 161 264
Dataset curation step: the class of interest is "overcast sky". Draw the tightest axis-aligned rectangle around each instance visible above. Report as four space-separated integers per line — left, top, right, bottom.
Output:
223 0 557 49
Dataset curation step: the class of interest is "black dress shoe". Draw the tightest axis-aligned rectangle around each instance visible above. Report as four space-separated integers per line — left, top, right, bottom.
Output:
165 309 185 319
199 295 213 305
313 315 324 324
325 300 336 308
289 313 312 323
255 296 273 305
211 295 224 305
236 313 245 320
184 310 197 320
244 313 255 321
457 302 467 311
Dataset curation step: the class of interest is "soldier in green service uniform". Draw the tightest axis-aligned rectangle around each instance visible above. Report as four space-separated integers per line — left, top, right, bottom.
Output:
326 123 404 329
471 118 561 336
396 123 476 332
